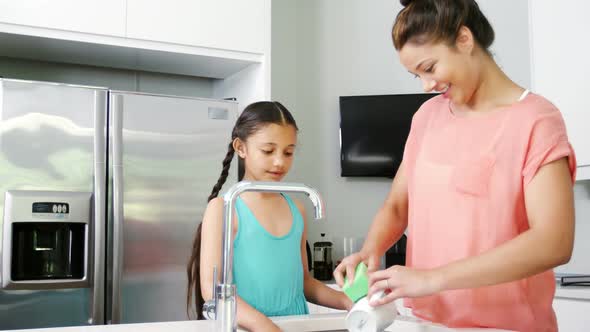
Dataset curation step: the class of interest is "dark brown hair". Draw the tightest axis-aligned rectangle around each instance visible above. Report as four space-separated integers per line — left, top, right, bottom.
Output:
186 101 298 319
392 0 494 52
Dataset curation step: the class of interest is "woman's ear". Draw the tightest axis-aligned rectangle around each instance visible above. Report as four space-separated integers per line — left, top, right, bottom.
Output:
233 138 246 158
455 26 475 54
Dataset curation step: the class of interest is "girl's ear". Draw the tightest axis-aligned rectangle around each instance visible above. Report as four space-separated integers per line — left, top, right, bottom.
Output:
233 138 247 158
455 26 475 54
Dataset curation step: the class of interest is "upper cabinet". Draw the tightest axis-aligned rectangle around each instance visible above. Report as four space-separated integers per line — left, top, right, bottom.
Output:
529 0 590 179
126 0 267 54
0 0 126 37
0 0 270 83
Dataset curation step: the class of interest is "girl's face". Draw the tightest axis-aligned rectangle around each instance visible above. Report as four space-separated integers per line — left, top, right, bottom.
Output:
398 28 478 106
236 123 297 182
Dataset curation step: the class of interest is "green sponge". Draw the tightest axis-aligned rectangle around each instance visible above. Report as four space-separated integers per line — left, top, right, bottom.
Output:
342 262 369 303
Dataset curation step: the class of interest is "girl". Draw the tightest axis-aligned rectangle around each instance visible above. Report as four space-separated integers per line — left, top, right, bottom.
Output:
187 101 352 332
334 1 576 331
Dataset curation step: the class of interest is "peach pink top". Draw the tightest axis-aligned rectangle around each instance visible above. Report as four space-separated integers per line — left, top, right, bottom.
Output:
402 92 576 332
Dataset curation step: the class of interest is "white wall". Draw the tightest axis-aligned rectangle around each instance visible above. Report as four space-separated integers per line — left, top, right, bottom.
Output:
272 0 532 261
556 180 590 274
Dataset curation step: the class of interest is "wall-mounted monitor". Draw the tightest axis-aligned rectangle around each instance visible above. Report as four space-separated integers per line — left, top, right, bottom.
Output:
339 93 437 178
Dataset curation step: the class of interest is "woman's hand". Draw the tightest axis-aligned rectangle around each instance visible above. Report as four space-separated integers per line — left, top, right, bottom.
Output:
333 251 381 288
367 265 442 306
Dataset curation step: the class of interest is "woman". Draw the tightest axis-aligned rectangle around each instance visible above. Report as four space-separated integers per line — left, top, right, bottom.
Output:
334 1 576 331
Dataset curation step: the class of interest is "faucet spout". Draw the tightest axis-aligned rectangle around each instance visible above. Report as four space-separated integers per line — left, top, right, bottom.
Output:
210 181 325 332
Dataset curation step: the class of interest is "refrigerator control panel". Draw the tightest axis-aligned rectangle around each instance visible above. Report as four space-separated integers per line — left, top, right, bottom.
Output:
32 202 70 218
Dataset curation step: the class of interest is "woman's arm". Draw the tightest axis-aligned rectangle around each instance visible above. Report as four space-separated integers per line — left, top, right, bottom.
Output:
294 201 353 311
334 161 410 286
438 157 574 287
200 198 280 332
369 158 575 304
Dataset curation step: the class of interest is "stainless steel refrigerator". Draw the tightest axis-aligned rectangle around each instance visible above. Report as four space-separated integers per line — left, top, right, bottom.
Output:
0 78 238 329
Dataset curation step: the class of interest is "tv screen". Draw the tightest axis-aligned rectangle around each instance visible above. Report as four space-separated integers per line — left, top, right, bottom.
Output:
339 93 437 178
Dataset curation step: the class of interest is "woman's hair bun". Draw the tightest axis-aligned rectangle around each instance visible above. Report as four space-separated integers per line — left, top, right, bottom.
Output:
400 0 414 6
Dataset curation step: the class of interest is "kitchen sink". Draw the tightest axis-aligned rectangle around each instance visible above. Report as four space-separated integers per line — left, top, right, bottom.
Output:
269 312 453 332
271 313 348 331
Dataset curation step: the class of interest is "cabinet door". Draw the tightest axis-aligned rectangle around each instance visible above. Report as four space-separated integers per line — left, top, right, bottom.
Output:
126 0 267 54
0 0 126 37
529 0 590 167
553 298 590 332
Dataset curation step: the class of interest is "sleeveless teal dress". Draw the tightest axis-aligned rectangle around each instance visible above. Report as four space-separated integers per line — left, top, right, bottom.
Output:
232 194 309 316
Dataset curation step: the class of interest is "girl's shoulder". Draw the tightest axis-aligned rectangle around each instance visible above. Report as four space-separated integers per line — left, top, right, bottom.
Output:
203 196 239 236
205 196 225 212
290 197 306 215
202 197 224 226
280 194 304 212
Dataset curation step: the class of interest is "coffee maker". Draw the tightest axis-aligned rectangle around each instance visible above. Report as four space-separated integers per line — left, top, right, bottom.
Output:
313 233 333 280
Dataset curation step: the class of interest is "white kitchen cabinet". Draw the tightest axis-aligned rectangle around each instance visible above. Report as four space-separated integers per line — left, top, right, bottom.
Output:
553 297 590 332
0 0 270 84
0 0 126 37
529 0 590 179
126 0 268 54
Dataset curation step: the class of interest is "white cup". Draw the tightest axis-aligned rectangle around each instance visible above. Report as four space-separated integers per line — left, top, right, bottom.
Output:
345 290 398 332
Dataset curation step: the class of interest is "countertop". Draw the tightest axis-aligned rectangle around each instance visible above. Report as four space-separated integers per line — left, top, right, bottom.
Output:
555 284 590 300
5 313 511 332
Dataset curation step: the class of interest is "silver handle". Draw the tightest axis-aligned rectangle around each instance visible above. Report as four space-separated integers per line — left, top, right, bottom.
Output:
111 94 125 324
91 90 108 325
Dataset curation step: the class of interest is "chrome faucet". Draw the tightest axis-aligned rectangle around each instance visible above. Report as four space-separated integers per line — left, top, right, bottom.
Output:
202 181 325 332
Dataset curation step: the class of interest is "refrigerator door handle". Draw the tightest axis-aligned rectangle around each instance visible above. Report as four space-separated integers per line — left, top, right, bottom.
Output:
111 94 125 324
91 90 108 325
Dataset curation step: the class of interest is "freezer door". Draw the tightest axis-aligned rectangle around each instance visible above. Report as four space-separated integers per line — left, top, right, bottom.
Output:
108 92 238 323
0 79 107 329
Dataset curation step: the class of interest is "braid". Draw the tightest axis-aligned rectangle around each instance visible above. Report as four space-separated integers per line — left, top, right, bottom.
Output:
207 141 235 202
187 141 234 319
187 140 233 317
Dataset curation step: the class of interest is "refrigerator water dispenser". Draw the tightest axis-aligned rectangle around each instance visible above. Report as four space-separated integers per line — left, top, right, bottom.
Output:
1 191 92 290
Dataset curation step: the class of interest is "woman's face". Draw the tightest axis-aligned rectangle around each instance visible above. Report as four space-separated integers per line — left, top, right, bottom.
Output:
236 123 297 182
398 31 478 106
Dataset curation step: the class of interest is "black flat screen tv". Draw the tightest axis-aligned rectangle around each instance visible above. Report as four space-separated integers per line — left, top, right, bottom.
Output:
339 93 437 178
